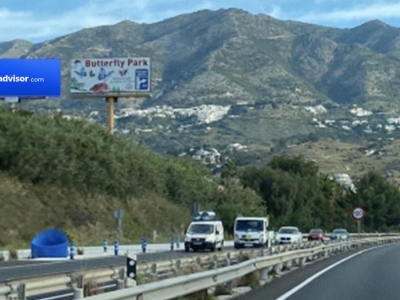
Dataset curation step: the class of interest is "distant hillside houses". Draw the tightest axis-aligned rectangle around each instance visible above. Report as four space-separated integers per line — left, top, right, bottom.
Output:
114 104 231 124
306 104 400 136
330 173 357 193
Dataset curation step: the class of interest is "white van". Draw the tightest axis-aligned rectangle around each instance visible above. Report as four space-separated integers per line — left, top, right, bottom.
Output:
234 216 270 249
184 211 224 252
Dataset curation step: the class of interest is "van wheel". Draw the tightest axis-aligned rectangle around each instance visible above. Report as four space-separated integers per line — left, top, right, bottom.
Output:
218 240 223 251
211 243 216 252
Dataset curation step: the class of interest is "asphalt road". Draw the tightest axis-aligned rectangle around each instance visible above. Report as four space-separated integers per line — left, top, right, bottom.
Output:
0 247 236 282
235 243 400 300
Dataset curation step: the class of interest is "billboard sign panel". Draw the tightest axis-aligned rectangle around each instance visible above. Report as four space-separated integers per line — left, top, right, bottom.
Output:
0 59 61 98
70 57 151 97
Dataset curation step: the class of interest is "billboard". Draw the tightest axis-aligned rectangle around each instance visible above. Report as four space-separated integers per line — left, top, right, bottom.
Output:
0 58 61 98
70 57 151 97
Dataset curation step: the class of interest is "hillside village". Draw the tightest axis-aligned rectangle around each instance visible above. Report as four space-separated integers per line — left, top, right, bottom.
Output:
51 101 400 191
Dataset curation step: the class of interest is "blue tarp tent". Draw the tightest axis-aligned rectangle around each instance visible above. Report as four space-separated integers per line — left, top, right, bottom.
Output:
31 229 69 258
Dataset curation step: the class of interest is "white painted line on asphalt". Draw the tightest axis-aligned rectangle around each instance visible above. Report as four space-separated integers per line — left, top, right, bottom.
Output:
275 243 396 300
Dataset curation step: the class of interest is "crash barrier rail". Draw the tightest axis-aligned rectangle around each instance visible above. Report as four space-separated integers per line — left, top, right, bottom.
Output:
138 240 324 282
83 236 400 300
1 232 396 261
1 268 127 300
0 240 321 299
2 236 400 299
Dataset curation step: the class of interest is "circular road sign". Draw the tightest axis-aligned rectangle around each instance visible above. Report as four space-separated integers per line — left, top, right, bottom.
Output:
352 206 365 220
114 208 124 220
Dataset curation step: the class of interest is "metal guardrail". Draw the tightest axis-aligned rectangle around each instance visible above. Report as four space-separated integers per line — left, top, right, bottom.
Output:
137 240 322 282
0 240 323 299
2 235 400 299
83 236 400 300
1 268 126 299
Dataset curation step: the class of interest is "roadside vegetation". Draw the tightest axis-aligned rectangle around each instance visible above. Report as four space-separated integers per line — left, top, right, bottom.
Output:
0 107 263 248
0 106 399 248
234 155 400 232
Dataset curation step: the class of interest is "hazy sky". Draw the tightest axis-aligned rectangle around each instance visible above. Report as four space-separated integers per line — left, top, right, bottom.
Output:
1 0 400 43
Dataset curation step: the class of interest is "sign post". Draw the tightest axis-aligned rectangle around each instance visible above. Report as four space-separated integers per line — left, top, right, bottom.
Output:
106 96 117 134
70 57 152 134
114 208 124 240
351 206 366 238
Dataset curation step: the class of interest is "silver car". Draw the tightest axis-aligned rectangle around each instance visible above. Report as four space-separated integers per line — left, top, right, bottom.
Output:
330 228 349 241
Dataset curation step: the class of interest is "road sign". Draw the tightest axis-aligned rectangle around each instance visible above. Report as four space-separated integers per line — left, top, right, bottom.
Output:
114 208 124 220
70 57 151 97
126 256 137 280
352 206 365 220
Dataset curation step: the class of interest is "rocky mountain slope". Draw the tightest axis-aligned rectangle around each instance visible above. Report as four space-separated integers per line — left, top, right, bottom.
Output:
1 8 400 180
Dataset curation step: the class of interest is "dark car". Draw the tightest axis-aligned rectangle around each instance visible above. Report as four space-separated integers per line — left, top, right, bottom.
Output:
330 228 350 241
308 229 325 242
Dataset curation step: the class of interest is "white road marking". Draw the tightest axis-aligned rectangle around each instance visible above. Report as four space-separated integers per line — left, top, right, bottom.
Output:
275 243 395 300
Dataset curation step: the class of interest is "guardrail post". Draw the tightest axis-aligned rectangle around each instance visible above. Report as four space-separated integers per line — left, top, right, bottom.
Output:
223 252 234 292
73 275 84 299
150 263 157 278
275 263 283 275
117 268 126 289
297 256 304 267
211 255 218 269
225 252 231 266
324 246 329 257
103 239 108 253
192 257 202 273
172 260 181 275
70 242 75 260
17 283 26 300
260 267 270 281
114 240 119 256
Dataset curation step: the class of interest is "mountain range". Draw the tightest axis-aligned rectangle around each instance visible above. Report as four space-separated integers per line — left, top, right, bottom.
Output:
2 8 400 182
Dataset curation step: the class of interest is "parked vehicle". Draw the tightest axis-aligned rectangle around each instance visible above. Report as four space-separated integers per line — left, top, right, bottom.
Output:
234 216 271 249
308 229 325 242
184 211 224 252
330 228 350 241
275 226 302 244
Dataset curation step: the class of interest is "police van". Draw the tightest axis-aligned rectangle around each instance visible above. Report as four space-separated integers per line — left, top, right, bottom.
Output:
184 211 224 252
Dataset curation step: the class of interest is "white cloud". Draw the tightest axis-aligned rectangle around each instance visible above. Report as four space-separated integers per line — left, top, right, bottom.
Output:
265 5 282 18
0 0 215 42
299 1 400 23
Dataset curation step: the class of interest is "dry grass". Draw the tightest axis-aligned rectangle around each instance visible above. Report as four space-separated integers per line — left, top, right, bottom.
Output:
285 138 400 183
0 171 191 248
84 279 100 297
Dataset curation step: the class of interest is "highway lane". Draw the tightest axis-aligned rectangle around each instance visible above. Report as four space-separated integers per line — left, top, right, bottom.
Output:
0 247 237 282
235 242 400 300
